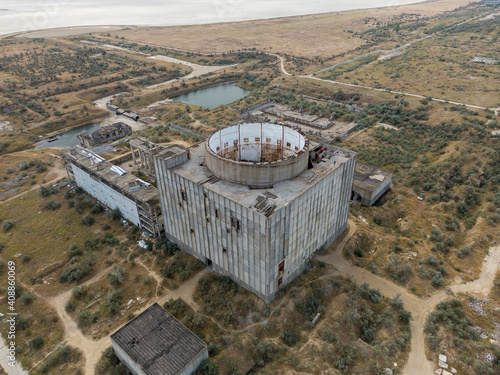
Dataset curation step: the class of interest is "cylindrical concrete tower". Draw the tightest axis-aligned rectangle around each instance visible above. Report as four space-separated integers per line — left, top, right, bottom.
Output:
205 123 309 187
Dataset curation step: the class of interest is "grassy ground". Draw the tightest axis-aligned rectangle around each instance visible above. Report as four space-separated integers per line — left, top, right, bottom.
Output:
423 276 500 374
96 261 413 375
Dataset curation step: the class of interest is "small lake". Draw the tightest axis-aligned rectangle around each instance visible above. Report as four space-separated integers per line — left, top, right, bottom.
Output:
172 83 251 109
35 123 101 149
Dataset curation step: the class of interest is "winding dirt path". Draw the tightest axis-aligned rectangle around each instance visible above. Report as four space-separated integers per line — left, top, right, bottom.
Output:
42 264 207 375
315 220 500 375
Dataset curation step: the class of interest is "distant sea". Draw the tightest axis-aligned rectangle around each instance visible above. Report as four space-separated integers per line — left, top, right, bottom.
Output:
0 0 431 36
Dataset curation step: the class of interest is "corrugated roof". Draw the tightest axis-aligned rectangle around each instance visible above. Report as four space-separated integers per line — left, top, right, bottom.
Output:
111 303 206 375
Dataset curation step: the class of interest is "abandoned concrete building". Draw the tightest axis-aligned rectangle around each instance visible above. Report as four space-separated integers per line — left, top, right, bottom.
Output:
61 146 163 237
352 162 392 206
129 137 163 178
77 122 132 148
111 303 208 375
150 123 357 303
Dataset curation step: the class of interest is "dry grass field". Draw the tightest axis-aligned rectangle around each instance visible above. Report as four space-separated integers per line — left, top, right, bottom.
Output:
111 0 474 57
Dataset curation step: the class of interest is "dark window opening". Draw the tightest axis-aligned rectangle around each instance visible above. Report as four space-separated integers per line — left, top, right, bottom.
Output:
190 228 195 235
278 260 285 272
286 142 291 148
204 192 208 199
181 190 187 202
230 217 241 231
206 218 211 223
215 209 219 218
222 247 227 253
206 258 212 267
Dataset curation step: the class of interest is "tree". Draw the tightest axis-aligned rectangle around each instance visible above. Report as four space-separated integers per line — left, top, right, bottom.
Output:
110 208 121 221
30 335 44 349
80 214 94 226
107 265 127 286
282 329 299 347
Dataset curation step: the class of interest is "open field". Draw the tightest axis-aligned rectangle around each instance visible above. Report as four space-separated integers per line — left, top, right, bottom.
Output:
110 0 474 58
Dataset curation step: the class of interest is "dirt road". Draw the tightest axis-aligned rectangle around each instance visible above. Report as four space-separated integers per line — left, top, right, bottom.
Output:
146 56 238 89
316 220 500 375
42 263 207 374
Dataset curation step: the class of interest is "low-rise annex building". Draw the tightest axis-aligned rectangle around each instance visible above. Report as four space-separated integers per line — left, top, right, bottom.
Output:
61 146 163 237
352 162 392 206
111 303 208 375
77 122 132 147
151 123 357 303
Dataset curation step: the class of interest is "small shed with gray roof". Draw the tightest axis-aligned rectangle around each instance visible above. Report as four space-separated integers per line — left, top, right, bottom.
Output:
110 303 208 375
352 163 392 206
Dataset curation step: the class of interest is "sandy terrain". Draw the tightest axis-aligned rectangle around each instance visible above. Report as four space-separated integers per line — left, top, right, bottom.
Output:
112 0 474 57
11 26 126 39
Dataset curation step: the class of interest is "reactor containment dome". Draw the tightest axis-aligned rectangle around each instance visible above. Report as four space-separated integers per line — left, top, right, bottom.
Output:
206 123 309 187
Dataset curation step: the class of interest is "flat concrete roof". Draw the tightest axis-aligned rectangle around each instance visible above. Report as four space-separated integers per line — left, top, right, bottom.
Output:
353 162 392 192
64 146 160 206
170 141 356 214
111 303 206 375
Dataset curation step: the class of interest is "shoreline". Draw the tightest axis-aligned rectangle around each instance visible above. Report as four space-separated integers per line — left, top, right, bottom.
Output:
0 0 453 38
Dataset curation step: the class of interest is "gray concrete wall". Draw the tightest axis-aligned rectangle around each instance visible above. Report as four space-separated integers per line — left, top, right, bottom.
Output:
154 151 356 303
353 175 391 206
178 347 208 375
111 338 207 375
111 338 145 375
268 155 356 295
206 148 309 187
71 163 141 226
154 156 272 300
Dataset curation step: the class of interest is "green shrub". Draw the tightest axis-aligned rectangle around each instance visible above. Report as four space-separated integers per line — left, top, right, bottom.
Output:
81 214 94 226
20 292 34 305
76 310 93 327
107 265 127 286
21 254 31 263
110 208 121 221
282 329 299 347
65 300 76 312
91 203 105 215
30 335 44 349
39 185 58 197
457 246 471 258
64 190 74 200
432 272 444 287
45 200 61 210
106 289 122 314
3 220 14 232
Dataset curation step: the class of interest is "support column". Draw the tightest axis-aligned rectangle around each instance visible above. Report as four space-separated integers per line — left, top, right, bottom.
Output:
131 145 137 164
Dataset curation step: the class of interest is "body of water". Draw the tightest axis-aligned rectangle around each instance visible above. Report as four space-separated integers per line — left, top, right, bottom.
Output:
172 83 251 109
1 0 431 36
35 123 101 149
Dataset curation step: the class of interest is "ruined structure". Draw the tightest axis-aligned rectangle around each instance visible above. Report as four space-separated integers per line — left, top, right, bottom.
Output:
61 146 163 237
151 123 356 303
111 303 208 375
130 137 162 176
352 162 392 206
77 122 132 148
